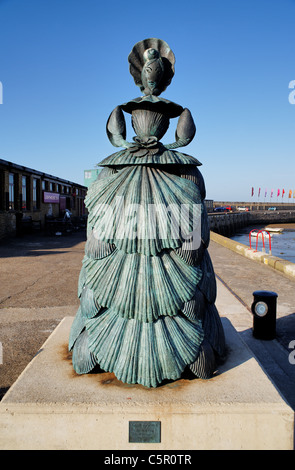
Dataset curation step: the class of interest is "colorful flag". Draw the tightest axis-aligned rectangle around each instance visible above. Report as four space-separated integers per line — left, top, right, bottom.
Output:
271 189 274 198
289 189 292 198
282 189 285 198
277 189 280 197
258 187 261 197
251 187 254 197
265 188 267 197
293 190 295 199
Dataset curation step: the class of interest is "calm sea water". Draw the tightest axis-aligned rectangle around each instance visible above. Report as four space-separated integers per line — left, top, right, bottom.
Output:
230 225 295 263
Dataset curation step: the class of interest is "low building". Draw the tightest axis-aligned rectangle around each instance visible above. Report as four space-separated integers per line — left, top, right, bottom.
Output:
84 168 102 188
0 158 87 239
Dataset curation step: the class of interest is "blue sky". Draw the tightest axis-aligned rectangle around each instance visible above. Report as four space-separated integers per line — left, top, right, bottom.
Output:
0 0 294 202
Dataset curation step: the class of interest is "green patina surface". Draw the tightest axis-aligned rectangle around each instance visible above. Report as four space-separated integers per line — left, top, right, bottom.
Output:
69 38 225 387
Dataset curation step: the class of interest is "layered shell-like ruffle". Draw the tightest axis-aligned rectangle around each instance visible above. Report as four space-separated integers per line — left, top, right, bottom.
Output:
82 249 202 322
70 305 204 388
99 147 201 166
69 148 225 387
86 165 203 256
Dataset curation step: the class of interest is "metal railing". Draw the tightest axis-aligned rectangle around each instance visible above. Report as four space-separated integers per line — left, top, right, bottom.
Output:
249 229 272 255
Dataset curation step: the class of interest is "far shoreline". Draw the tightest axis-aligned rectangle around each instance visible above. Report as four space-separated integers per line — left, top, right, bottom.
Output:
265 223 295 230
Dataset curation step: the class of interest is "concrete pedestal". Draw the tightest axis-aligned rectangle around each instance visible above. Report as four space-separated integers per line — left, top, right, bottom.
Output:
0 317 293 450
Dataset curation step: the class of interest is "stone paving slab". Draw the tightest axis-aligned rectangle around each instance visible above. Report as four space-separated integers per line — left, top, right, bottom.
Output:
1 231 295 415
0 316 293 450
210 239 295 411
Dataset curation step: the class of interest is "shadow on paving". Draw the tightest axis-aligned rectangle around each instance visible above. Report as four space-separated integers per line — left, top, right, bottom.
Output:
239 312 295 411
0 230 86 258
0 387 9 401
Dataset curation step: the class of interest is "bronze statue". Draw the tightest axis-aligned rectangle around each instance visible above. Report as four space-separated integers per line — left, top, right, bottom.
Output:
69 38 226 387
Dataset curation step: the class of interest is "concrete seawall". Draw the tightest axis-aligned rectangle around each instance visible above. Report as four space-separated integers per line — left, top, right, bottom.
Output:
214 201 295 211
208 210 295 236
208 212 250 235
210 231 295 280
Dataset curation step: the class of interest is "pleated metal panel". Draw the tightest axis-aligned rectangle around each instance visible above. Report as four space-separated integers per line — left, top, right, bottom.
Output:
188 339 216 379
98 148 201 167
77 263 86 298
197 250 217 304
71 329 97 375
86 165 202 256
85 231 116 260
68 306 85 351
84 308 204 388
80 286 102 318
68 148 226 386
82 249 202 322
181 287 206 322
96 166 118 181
131 108 170 141
179 165 206 200
202 303 226 358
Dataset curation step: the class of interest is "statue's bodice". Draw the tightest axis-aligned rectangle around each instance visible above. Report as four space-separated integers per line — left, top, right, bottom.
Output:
131 108 170 142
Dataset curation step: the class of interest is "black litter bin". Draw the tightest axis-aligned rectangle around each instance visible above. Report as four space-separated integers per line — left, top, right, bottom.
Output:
251 290 278 340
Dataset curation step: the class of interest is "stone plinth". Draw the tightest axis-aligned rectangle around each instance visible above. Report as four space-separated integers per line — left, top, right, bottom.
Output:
0 317 293 450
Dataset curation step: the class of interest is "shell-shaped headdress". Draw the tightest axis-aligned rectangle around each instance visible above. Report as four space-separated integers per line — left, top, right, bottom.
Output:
128 38 175 95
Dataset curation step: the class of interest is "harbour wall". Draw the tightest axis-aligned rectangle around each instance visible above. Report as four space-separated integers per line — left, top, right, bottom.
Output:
208 210 295 236
208 212 250 236
213 201 295 211
210 231 295 280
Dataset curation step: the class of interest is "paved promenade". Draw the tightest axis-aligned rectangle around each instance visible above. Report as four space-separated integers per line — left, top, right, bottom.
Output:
0 230 294 411
208 240 295 411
